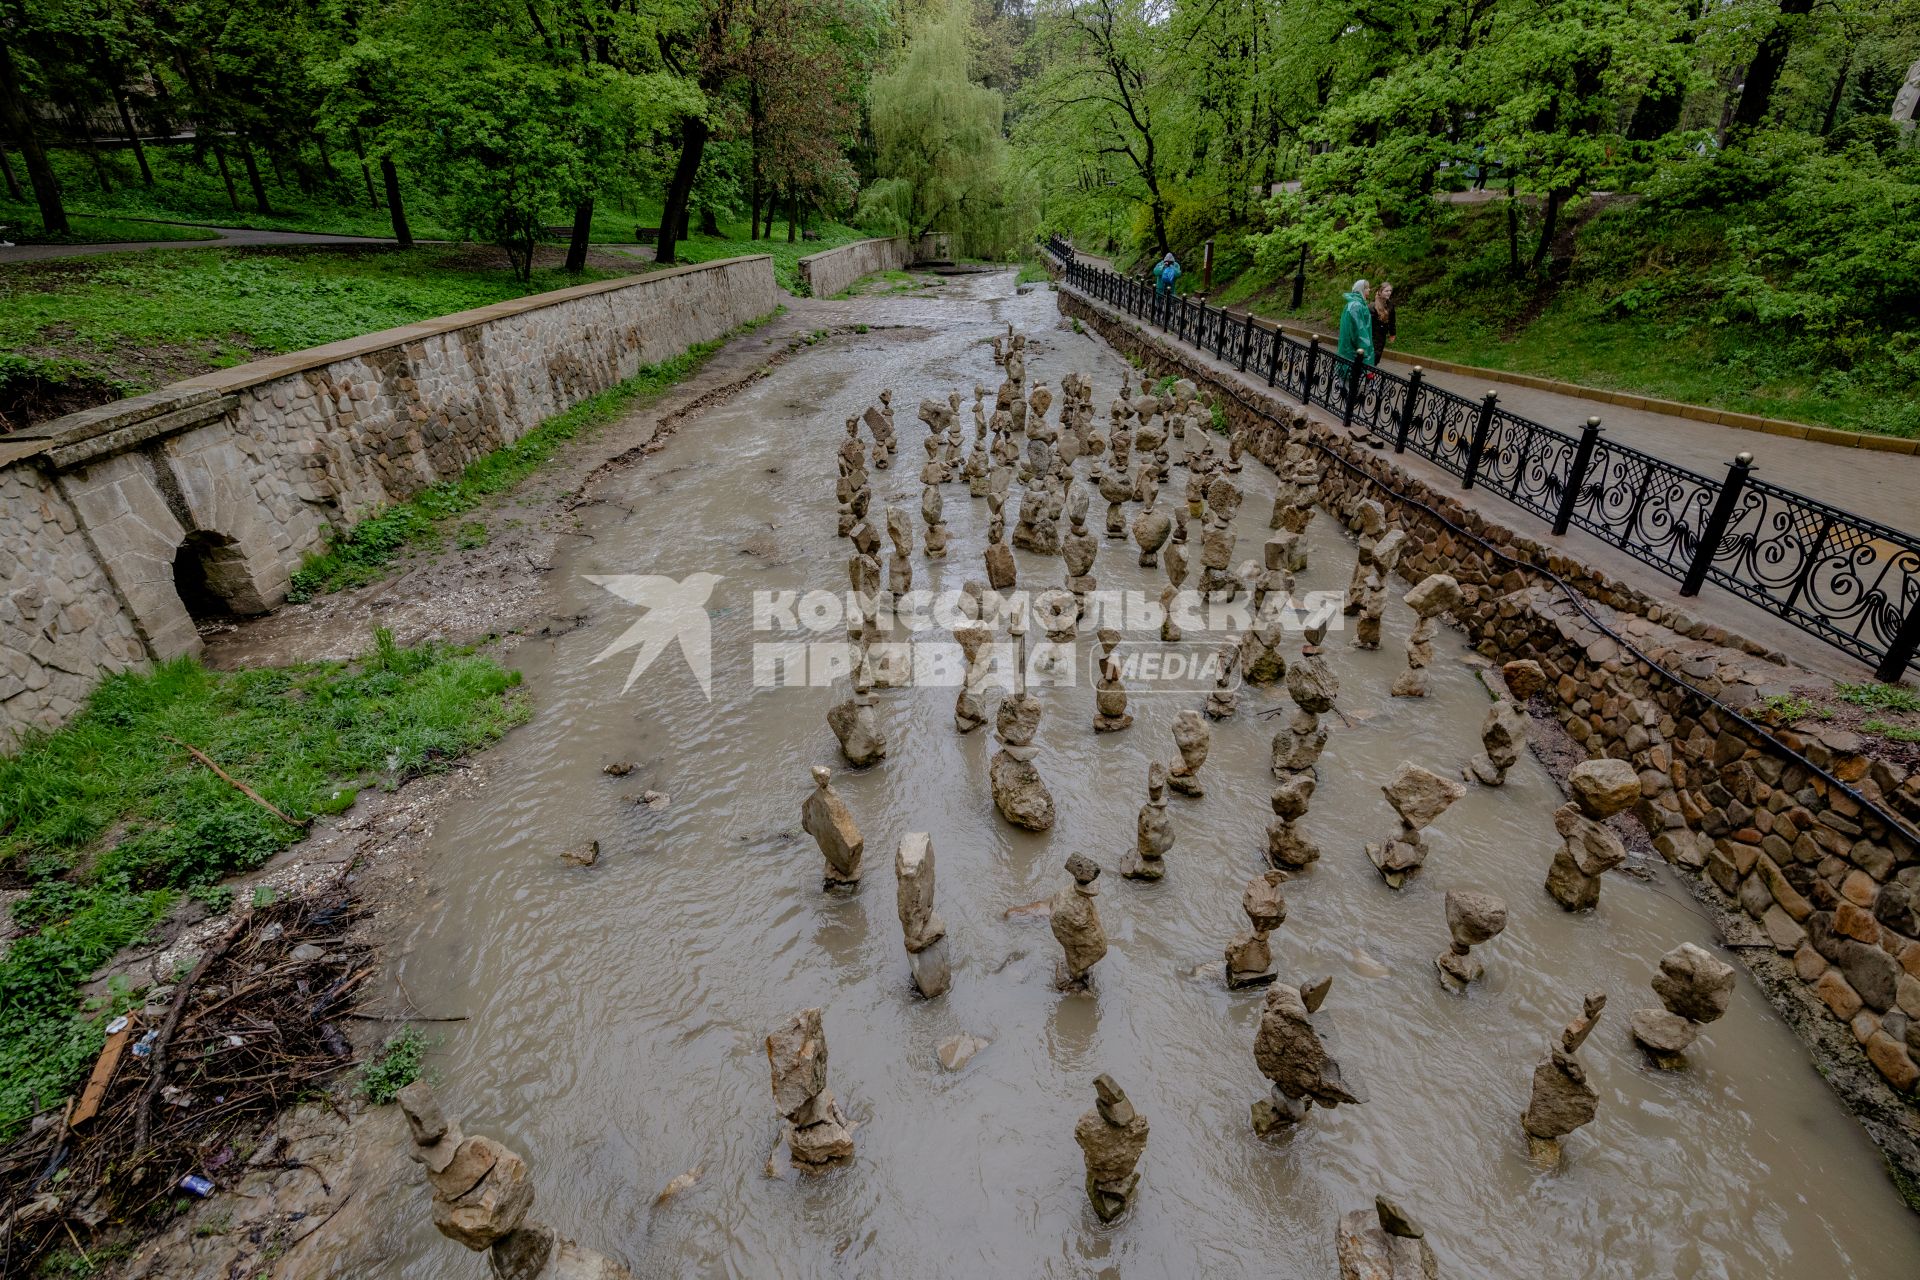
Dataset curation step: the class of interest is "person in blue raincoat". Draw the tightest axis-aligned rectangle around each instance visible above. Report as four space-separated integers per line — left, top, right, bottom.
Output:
1337 279 1375 367
1153 252 1181 298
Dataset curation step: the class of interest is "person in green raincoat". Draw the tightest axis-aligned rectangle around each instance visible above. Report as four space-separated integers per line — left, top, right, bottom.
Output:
1337 279 1375 367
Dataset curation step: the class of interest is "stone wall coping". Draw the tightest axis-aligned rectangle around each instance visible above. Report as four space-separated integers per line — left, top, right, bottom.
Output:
7 255 776 473
796 237 907 274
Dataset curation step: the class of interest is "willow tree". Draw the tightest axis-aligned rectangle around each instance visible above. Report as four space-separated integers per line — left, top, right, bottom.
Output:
867 0 1014 255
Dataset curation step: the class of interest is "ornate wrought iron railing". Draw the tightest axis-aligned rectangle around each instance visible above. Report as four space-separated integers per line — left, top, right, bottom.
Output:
1043 245 1920 680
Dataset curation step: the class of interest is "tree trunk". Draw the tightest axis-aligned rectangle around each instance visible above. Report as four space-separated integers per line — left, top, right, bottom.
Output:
1733 0 1815 130
787 191 797 243
698 205 719 236
238 134 269 213
1149 201 1170 257
68 102 114 193
212 141 240 211
352 129 379 208
1819 47 1853 135
749 183 761 240
0 141 22 201
112 83 154 185
1532 188 1563 275
381 157 412 247
0 43 65 231
1290 242 1307 310
655 117 708 266
1506 180 1521 279
565 198 593 272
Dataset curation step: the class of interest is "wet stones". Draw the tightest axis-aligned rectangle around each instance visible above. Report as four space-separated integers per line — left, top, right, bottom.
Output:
1267 772 1320 870
1435 890 1508 991
1051 853 1109 989
1467 661 1542 785
1522 992 1606 1166
1239 623 1287 687
1252 977 1366 1131
1204 642 1241 719
1336 1196 1441 1280
922 484 950 559
1098 464 1134 538
1093 628 1133 732
1273 655 1338 778
1543 758 1638 910
399 1083 633 1278
767 1008 854 1168
1124 762 1175 880
827 676 886 768
1390 574 1461 699
1167 708 1212 797
1345 501 1388 609
1074 1074 1149 1223
953 619 995 734
990 622 1056 831
1132 494 1172 566
1629 942 1736 1064
895 833 952 998
1366 764 1466 888
1226 871 1289 988
801 766 863 888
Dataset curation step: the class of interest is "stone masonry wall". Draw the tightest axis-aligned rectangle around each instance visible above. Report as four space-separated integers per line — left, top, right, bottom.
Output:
0 256 780 742
1061 288 1920 1185
797 238 913 299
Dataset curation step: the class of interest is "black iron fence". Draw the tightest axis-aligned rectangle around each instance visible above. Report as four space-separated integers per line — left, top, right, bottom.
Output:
1043 238 1920 680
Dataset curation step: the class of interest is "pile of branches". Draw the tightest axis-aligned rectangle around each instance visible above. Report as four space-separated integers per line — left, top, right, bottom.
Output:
0 883 373 1273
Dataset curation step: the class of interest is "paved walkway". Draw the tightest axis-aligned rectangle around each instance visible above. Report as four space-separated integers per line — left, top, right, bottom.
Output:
0 223 419 264
1383 355 1920 534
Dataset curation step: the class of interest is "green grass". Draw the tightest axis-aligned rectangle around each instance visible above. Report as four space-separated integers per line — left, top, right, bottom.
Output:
287 309 779 599
0 632 527 1139
0 247 630 408
663 221 867 294
1016 259 1049 285
356 1027 428 1104
1202 200 1919 437
1834 681 1920 713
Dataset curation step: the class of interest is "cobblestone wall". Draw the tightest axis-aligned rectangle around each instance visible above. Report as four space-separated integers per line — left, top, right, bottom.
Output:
0 256 778 741
1062 289 1920 1184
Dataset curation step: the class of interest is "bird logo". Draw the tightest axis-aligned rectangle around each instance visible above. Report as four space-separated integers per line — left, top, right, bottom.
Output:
584 573 724 698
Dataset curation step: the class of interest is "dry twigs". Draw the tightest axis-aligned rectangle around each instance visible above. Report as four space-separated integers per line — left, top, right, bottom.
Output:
0 885 373 1275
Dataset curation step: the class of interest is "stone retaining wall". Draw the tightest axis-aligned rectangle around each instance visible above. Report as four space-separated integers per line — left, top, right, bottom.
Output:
795 235 958 297
0 256 779 741
1061 288 1920 1187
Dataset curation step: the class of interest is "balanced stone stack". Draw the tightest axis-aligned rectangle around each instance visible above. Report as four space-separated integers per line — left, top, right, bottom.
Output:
800 766 864 889
1521 992 1606 1165
989 620 1056 831
1252 977 1366 1131
1628 941 1736 1064
397 1081 632 1279
1266 772 1320 870
827 674 886 768
1226 871 1289 988
1434 890 1508 991
1390 573 1462 698
767 1008 855 1168
1366 763 1467 888
1074 1075 1150 1223
1272 655 1338 779
1467 660 1544 786
1051 853 1110 989
1544 758 1640 910
1167 708 1213 797
1124 762 1175 880
896 833 953 998
1336 1195 1442 1280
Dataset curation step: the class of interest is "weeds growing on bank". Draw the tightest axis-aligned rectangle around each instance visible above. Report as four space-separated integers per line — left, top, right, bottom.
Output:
0 633 527 1139
356 1027 429 1104
286 308 780 600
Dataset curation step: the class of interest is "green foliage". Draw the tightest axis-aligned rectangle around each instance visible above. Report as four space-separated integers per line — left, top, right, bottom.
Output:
0 204 219 245
0 641 526 1138
1862 719 1920 743
356 1028 428 1104
1761 694 1820 722
869 0 1024 258
287 325 757 599
1834 682 1920 713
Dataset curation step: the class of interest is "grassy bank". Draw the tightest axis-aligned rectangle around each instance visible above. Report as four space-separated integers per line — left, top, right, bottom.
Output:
0 634 527 1139
666 222 866 294
287 308 780 599
0 246 633 429
1207 203 1917 437
0 211 218 245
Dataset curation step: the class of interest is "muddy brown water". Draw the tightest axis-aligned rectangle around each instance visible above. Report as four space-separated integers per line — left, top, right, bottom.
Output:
362 274 1919 1277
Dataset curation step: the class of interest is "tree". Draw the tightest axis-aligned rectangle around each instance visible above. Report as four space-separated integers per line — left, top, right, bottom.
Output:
870 0 1017 254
